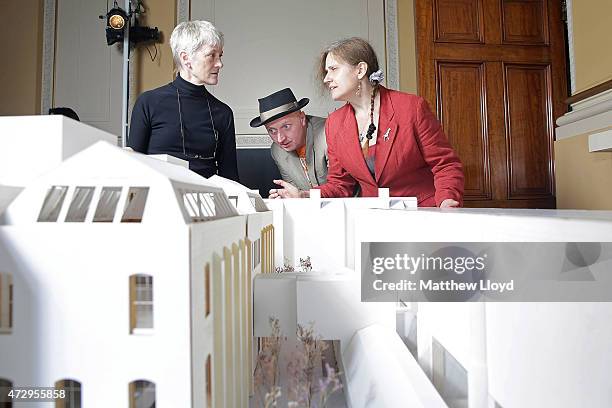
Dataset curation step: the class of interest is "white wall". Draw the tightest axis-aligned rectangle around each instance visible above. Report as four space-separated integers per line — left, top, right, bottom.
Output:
190 216 249 408
53 0 123 138
0 225 193 407
190 0 386 146
0 116 116 187
487 302 612 408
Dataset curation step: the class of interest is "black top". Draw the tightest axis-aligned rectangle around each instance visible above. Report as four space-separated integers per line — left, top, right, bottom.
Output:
128 74 239 181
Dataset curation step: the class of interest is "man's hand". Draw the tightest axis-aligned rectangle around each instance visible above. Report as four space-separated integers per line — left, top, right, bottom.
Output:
269 179 305 199
440 198 460 208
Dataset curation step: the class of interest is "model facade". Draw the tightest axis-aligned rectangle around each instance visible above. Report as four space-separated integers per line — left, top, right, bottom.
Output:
3 116 612 407
0 137 274 407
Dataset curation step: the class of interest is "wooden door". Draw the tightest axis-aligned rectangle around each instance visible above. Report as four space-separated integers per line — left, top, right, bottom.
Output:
416 0 568 208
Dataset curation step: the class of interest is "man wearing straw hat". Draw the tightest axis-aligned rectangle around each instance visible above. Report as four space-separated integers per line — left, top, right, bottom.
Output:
250 88 328 190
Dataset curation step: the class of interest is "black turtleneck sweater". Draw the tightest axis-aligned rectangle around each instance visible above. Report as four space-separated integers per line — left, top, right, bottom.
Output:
128 75 239 181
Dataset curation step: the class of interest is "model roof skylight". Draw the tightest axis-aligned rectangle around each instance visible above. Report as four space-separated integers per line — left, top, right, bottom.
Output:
93 187 122 222
179 190 238 222
250 195 269 212
37 186 68 222
65 187 94 222
121 187 149 223
36 186 150 223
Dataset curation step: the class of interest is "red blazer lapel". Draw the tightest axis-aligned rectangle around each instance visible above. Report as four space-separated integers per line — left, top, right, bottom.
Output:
375 87 398 182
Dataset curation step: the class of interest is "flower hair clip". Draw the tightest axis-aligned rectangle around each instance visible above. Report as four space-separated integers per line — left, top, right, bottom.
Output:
369 69 384 84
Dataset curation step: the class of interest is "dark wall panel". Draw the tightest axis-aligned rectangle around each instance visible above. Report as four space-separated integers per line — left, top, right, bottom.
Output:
236 148 281 198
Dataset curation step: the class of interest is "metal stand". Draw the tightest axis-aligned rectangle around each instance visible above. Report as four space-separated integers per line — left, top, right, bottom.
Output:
120 0 131 147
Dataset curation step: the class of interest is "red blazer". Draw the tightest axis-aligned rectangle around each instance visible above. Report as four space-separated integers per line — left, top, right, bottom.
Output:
319 87 464 207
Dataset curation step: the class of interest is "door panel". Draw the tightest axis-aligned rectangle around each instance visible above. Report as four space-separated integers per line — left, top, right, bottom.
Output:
434 0 484 43
437 62 491 199
501 0 548 45
504 63 553 198
416 0 567 208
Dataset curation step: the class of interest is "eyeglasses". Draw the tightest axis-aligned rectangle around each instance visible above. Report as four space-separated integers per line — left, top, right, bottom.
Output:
176 88 219 161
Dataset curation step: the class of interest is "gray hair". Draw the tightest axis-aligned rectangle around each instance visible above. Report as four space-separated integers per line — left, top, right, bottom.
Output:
170 20 224 68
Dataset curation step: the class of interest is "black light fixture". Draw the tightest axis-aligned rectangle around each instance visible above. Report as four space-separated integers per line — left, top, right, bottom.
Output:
130 20 160 45
104 7 129 46
101 2 160 46
99 0 162 146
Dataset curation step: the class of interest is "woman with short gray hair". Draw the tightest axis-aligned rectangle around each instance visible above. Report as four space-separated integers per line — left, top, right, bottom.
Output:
129 20 239 181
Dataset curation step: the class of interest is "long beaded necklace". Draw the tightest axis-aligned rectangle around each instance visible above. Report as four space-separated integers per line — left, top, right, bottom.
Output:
360 85 379 157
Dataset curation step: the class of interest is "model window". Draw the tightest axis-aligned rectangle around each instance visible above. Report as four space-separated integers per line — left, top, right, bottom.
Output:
253 239 261 268
55 379 81 408
198 193 216 217
219 194 238 216
228 195 238 207
179 190 237 222
0 274 12 334
93 187 122 222
205 264 211 318
37 186 68 222
130 275 153 333
252 195 269 212
0 378 12 407
183 192 200 219
121 187 149 223
65 187 95 222
205 354 212 407
129 380 155 408
208 193 228 217
432 337 468 408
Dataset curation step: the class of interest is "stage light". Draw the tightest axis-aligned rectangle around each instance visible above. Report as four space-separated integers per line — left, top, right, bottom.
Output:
104 7 128 46
100 5 160 47
108 12 126 30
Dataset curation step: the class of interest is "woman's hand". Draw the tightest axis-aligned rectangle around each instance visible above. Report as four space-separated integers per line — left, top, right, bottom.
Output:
269 179 306 199
440 198 460 208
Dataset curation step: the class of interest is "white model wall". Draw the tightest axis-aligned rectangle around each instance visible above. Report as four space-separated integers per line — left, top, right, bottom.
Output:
278 199 347 272
353 209 612 407
0 116 116 187
246 212 274 274
0 186 22 215
253 271 395 353
0 224 193 407
266 196 417 273
487 302 612 408
190 216 250 408
343 324 447 408
264 199 286 269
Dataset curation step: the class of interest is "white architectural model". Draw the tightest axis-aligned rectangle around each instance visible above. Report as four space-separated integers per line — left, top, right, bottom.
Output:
0 135 273 407
2 116 612 408
353 208 612 408
265 195 612 408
